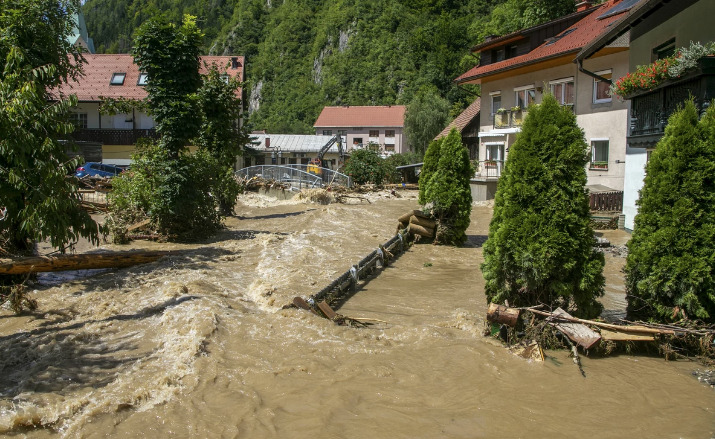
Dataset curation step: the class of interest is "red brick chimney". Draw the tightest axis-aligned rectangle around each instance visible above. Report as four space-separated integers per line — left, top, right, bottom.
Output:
575 1 593 12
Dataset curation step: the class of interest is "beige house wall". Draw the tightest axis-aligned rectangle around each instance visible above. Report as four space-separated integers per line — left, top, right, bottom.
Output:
629 1 715 70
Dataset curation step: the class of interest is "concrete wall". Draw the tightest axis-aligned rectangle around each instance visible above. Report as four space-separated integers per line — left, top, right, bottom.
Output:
629 1 715 70
470 180 498 202
622 145 648 231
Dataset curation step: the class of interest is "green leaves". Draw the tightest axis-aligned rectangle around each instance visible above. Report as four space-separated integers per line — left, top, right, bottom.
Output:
1 1 100 256
481 94 604 318
420 128 472 245
625 100 715 322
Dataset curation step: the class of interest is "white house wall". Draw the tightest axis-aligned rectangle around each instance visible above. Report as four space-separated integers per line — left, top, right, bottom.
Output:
622 145 647 231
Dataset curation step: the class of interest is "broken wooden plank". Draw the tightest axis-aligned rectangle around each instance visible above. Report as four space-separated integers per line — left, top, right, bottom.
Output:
293 297 319 315
529 308 675 335
548 308 602 350
509 340 544 362
600 329 656 342
126 219 151 232
0 250 173 275
317 301 338 320
487 303 521 327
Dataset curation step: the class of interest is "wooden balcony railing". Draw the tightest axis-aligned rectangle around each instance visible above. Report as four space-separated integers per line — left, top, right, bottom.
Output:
71 128 159 145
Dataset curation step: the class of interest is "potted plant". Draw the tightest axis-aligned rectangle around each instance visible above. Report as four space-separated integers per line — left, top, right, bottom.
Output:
495 108 509 127
590 160 608 169
485 159 497 167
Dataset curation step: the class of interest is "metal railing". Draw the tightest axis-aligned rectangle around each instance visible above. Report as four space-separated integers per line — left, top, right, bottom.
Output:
236 164 352 189
474 160 504 179
493 110 527 129
71 128 159 145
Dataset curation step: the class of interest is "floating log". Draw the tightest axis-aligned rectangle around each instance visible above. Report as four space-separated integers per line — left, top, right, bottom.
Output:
547 308 602 350
408 223 434 238
409 215 436 229
487 303 521 327
0 250 173 275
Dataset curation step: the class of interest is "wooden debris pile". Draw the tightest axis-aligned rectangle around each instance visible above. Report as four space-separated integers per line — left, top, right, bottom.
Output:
397 209 436 240
487 303 715 371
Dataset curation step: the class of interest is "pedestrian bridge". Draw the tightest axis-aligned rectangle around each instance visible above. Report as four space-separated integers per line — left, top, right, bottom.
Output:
236 164 352 189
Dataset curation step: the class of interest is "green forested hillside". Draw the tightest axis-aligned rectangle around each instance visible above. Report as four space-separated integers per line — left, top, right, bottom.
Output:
83 0 576 134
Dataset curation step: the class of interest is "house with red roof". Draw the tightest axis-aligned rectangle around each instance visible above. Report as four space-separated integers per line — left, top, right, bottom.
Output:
456 0 638 199
56 54 244 166
313 105 406 155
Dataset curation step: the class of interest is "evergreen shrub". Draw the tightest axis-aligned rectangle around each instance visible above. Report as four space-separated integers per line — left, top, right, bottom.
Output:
625 101 715 322
422 129 473 245
343 149 389 185
481 94 604 318
418 138 443 205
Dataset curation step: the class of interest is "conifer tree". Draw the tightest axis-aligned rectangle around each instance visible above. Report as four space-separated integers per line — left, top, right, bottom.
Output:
481 94 604 318
423 128 473 245
418 137 443 205
625 101 715 322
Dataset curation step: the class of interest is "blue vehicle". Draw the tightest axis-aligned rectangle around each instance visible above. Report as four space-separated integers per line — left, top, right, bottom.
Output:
75 162 125 178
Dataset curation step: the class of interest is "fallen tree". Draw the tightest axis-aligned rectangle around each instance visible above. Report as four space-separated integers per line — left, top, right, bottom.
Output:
0 250 173 275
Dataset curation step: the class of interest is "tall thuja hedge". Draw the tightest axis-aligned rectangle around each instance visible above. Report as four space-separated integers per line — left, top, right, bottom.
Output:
418 137 443 205
423 128 472 245
625 101 715 322
481 94 604 318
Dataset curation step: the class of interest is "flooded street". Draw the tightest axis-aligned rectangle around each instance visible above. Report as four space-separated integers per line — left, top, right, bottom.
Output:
0 191 712 438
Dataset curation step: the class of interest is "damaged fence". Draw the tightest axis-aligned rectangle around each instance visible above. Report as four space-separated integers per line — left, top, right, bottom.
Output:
291 227 412 323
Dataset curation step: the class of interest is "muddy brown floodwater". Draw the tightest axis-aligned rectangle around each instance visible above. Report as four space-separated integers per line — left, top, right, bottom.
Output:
0 191 712 438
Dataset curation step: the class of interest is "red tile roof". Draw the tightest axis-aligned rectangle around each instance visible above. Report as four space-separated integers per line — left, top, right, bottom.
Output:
436 98 480 139
54 54 244 101
456 0 630 84
314 105 406 128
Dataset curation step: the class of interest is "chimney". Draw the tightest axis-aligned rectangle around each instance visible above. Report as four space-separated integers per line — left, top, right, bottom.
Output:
265 137 270 148
575 1 593 12
231 57 241 69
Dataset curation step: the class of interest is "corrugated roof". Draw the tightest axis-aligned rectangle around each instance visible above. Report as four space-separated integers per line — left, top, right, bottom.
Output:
54 54 244 101
456 0 630 84
314 105 406 128
435 98 481 139
250 134 342 153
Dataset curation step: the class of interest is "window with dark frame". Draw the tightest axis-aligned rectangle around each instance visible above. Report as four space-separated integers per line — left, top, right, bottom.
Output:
69 113 88 129
323 130 332 135
653 38 676 61
137 73 148 86
590 140 609 169
491 93 501 115
385 130 395 137
369 130 379 137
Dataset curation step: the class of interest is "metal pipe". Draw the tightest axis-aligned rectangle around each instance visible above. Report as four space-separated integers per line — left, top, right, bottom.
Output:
577 59 612 85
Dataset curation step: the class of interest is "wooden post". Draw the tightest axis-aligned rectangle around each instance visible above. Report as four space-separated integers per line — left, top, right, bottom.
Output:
486 303 521 327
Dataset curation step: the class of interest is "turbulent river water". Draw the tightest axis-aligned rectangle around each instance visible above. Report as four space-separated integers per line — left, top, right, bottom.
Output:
0 191 712 438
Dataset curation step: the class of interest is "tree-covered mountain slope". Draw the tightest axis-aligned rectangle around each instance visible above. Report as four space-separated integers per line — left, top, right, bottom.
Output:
83 0 576 134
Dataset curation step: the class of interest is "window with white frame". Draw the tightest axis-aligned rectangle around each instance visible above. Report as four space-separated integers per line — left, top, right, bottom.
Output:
514 85 535 109
593 70 612 104
69 112 88 129
590 139 609 169
550 77 574 106
490 92 501 115
485 142 504 162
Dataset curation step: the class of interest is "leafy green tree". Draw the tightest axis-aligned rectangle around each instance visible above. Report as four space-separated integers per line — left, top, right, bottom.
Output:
625 101 715 322
404 87 451 155
343 149 389 185
481 94 604 318
384 151 422 184
196 65 251 215
418 138 443 205
422 129 472 245
470 0 575 44
0 0 99 256
110 15 222 240
132 15 203 158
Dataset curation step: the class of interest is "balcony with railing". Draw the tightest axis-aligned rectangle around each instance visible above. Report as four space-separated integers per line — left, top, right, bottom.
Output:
627 57 715 148
71 128 159 145
473 159 504 180
493 109 527 129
